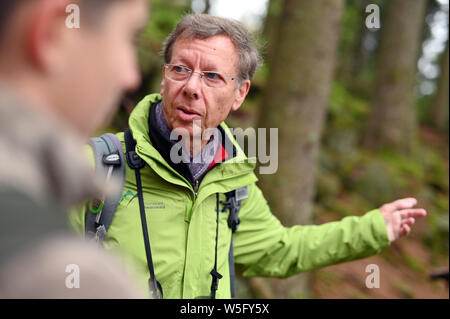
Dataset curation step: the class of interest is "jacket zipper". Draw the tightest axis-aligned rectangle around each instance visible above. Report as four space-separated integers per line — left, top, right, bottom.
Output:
193 180 199 199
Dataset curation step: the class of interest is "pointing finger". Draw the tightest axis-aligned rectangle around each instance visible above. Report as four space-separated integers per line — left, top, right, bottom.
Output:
390 198 418 211
382 198 418 213
400 209 427 220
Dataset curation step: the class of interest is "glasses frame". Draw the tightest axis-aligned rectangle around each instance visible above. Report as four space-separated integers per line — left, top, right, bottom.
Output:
163 64 237 88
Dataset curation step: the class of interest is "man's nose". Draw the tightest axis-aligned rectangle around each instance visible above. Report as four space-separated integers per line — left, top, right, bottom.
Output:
183 72 202 99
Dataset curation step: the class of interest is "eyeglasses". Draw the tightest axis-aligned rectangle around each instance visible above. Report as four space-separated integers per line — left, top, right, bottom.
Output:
163 64 236 88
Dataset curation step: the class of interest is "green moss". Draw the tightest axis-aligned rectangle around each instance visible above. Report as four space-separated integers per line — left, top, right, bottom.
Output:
351 159 408 204
324 193 372 218
423 212 449 257
418 148 449 192
401 253 426 274
315 269 343 285
393 281 415 299
352 291 371 299
377 149 425 181
434 193 449 212
328 82 370 128
316 169 343 202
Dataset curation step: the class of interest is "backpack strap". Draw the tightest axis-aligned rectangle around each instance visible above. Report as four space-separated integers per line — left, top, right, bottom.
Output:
221 185 248 298
124 128 163 299
85 133 125 243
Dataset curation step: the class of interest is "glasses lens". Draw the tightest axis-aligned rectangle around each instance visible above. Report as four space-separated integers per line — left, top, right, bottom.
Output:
202 72 228 88
165 64 231 88
166 65 190 81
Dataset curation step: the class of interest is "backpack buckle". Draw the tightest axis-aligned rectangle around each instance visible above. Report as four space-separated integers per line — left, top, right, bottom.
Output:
103 153 121 165
88 198 104 214
127 150 145 170
221 192 241 232
94 224 107 242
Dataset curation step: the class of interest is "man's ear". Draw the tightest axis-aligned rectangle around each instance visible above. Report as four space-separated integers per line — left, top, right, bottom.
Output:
231 80 251 111
27 0 73 72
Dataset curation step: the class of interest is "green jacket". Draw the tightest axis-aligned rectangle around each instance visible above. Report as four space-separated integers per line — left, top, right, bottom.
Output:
69 93 391 299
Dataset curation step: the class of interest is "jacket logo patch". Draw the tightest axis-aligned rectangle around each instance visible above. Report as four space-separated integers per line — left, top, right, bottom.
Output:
120 190 165 210
119 190 138 207
145 202 166 210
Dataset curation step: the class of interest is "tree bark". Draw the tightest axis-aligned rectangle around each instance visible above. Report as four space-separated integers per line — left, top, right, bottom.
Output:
364 0 427 152
431 38 449 131
202 0 211 14
255 0 344 298
262 0 285 65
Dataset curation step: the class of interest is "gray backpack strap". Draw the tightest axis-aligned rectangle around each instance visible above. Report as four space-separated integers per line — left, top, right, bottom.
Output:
85 133 126 243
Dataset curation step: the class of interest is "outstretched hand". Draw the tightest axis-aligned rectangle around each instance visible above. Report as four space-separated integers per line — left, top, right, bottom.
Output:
380 198 427 243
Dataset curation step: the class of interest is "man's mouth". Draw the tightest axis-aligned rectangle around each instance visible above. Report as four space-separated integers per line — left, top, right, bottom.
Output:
176 107 202 121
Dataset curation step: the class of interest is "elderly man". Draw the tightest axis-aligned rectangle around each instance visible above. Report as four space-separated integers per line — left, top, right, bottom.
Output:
70 13 426 299
0 0 149 298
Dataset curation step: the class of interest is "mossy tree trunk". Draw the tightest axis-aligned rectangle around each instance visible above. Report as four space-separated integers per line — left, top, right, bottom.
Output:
364 0 427 152
254 0 344 298
262 0 285 65
431 38 449 131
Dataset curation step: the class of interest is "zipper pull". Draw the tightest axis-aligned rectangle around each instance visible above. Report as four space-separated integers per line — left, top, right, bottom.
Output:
194 180 199 198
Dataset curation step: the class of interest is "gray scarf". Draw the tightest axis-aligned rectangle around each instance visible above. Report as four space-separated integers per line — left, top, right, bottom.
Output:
154 102 219 181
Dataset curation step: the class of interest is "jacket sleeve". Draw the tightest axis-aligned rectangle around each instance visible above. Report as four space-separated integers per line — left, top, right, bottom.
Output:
67 202 87 237
67 145 95 238
234 183 391 278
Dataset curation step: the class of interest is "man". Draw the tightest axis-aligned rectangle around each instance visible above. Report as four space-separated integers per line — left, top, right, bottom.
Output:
0 0 149 297
70 14 427 299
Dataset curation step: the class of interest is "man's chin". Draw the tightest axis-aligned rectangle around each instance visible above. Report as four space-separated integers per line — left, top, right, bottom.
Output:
171 123 195 137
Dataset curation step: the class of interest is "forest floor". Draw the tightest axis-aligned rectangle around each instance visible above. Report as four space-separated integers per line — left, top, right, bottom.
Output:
312 212 449 299
312 126 449 299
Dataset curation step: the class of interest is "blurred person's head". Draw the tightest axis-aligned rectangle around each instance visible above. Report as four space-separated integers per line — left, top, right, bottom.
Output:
159 14 261 150
0 0 149 137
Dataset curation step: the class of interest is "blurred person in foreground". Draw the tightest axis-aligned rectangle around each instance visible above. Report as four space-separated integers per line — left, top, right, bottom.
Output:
0 0 149 298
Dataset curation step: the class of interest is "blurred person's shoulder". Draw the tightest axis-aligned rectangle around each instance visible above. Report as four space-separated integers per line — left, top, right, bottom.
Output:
0 233 148 298
0 188 147 299
0 187 67 264
0 83 100 208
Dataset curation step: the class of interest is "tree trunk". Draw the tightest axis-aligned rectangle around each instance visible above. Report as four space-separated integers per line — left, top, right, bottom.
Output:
431 38 449 131
170 0 191 7
262 0 285 65
254 0 344 298
335 0 369 83
202 0 211 14
364 0 427 152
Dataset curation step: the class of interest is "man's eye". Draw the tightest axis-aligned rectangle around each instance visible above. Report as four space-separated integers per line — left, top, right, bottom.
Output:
174 66 185 73
205 72 220 80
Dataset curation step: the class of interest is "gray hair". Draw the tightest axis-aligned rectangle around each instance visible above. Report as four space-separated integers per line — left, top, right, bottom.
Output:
162 14 262 83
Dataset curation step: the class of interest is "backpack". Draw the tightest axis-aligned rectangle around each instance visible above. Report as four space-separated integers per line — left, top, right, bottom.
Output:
84 129 246 299
85 133 125 242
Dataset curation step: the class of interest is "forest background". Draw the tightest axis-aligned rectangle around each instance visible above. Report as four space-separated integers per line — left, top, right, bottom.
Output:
100 0 449 299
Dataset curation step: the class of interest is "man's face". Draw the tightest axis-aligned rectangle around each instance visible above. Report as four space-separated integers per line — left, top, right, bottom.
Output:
49 0 148 136
160 35 250 140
